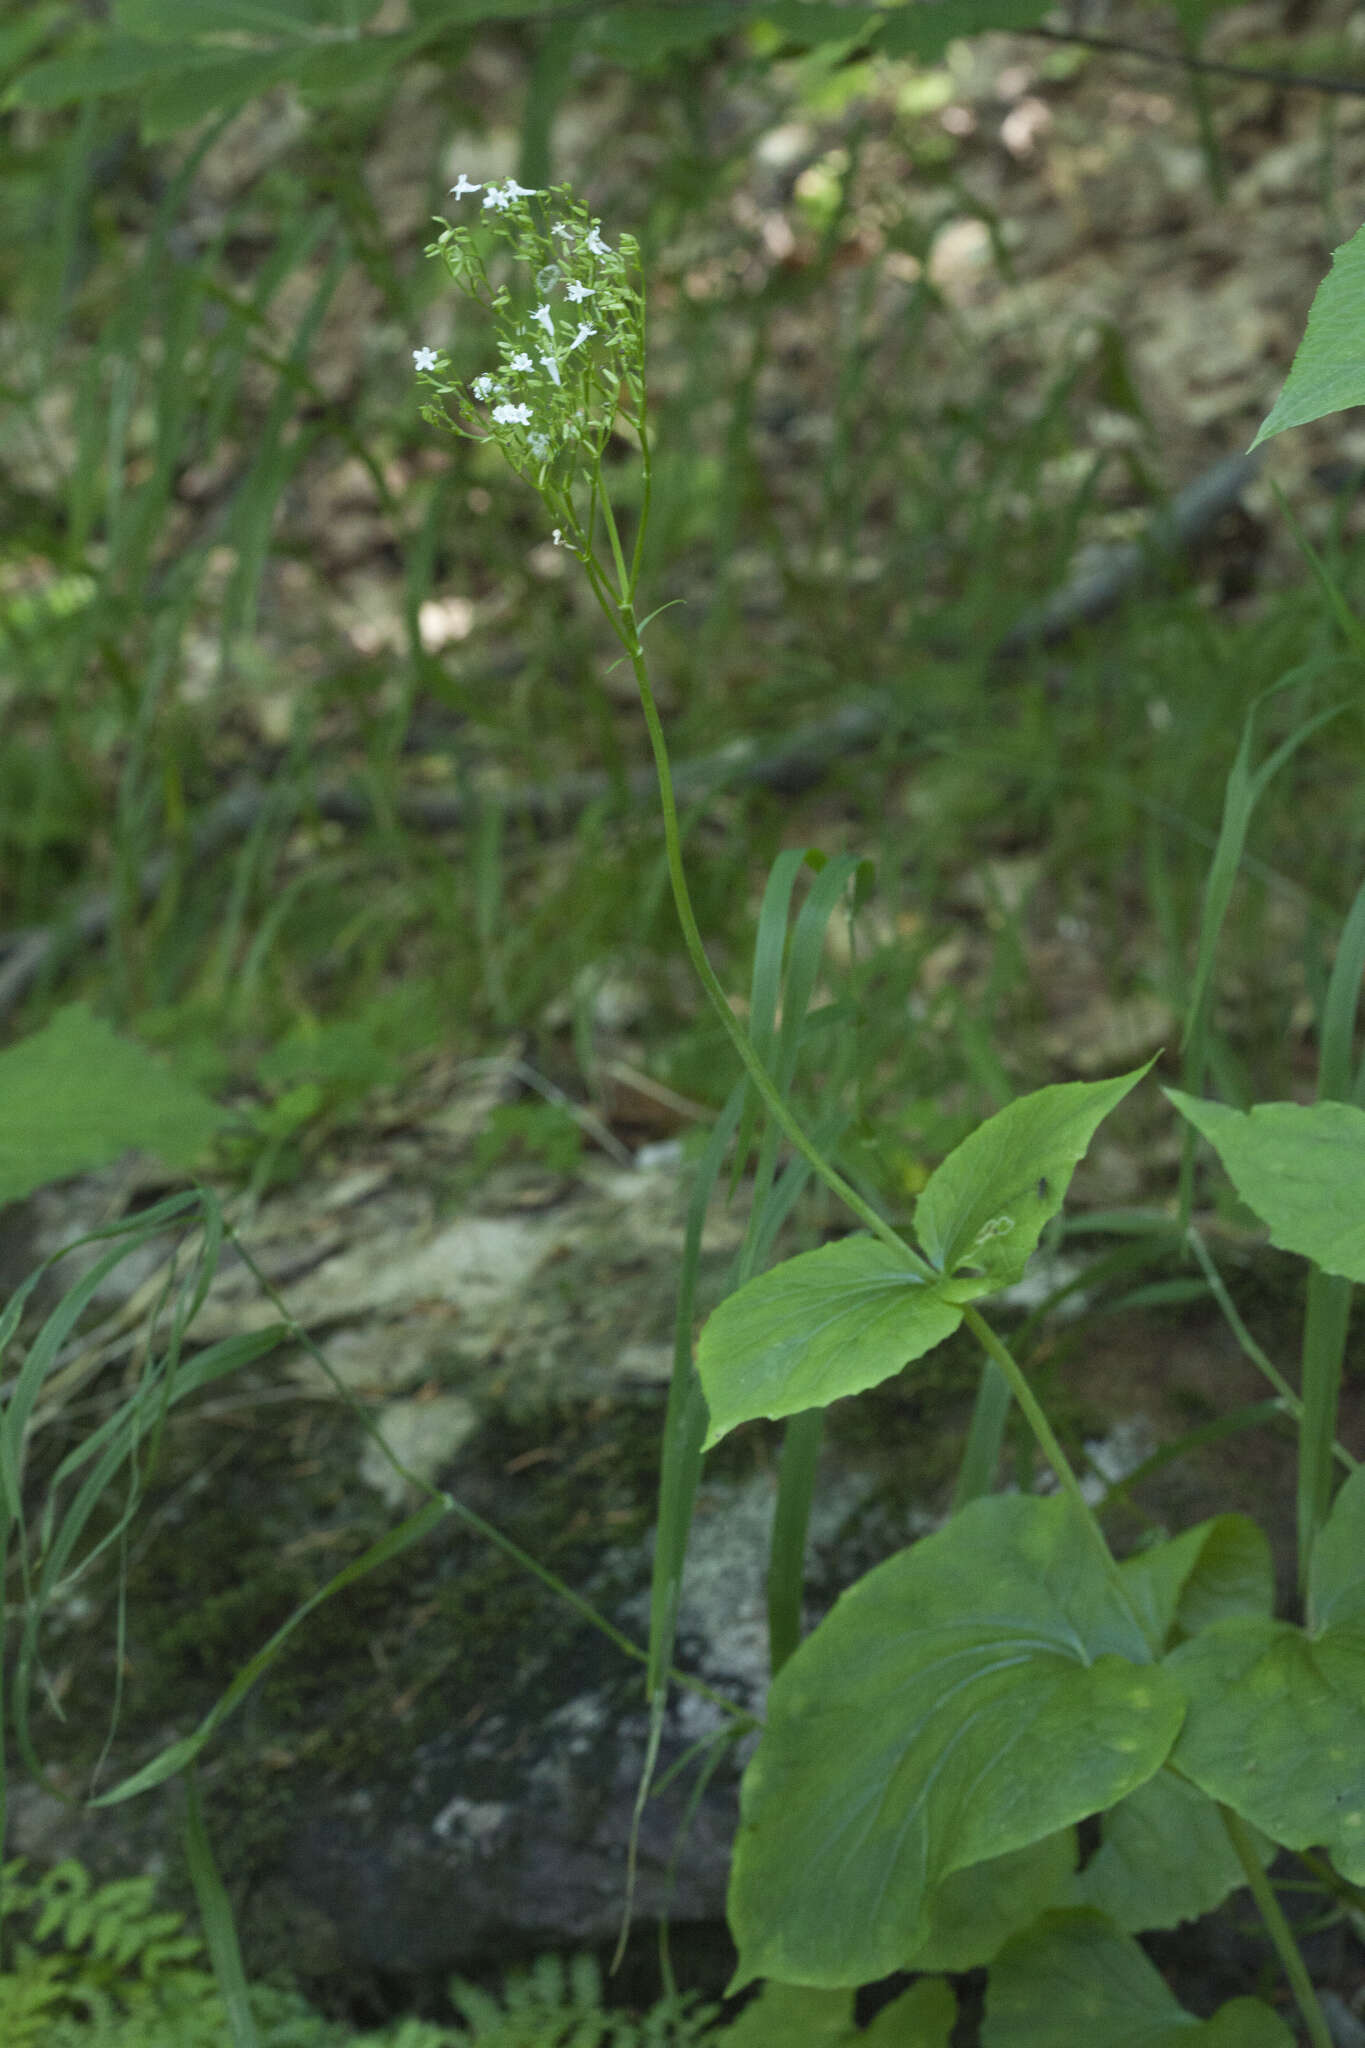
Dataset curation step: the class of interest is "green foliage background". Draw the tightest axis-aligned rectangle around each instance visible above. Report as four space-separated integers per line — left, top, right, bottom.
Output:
3 0 1365 2040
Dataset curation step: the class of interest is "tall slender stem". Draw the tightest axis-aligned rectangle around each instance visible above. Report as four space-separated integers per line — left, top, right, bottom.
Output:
1221 1805 1332 2048
962 1303 1129 1598
621 620 927 1268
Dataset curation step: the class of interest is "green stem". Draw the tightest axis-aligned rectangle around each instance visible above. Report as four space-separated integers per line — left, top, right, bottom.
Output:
620 618 924 1267
1220 1805 1333 2048
575 457 923 1262
961 1303 1125 1588
628 394 651 594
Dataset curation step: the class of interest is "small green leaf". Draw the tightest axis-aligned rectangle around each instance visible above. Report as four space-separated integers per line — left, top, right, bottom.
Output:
5 38 217 109
914 1066 1152 1289
136 48 319 138
1119 1515 1273 1655
876 0 1054 62
983 1909 1295 2045
1251 223 1365 448
1068 1770 1271 1931
718 1980 855 2048
589 2 745 64
762 2 884 49
717 1974 958 2048
117 0 362 31
698 1235 962 1451
862 1977 957 2047
0 1004 229 1204
727 1494 1183 1989
1165 1090 1365 1280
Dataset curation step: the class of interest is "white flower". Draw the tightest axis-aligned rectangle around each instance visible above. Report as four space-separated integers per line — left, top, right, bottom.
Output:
491 401 532 425
529 434 551 459
483 184 516 212
585 226 610 256
472 373 498 400
412 346 440 372
540 353 561 387
552 529 563 546
503 179 540 199
530 304 555 339
509 352 534 373
567 322 596 351
564 280 594 303
449 174 482 200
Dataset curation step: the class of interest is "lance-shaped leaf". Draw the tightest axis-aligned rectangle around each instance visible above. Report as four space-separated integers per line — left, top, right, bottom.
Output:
1251 223 1365 448
698 1236 961 1450
727 1494 1183 1989
1166 1467 1365 1881
698 1065 1152 1450
1165 1089 1365 1281
914 1065 1152 1290
983 1909 1295 2046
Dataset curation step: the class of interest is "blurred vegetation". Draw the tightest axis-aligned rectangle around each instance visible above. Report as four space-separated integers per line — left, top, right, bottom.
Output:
1 2 1362 1207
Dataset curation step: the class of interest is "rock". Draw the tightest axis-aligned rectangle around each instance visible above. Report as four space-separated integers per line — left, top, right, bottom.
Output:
2 1104 1172 2018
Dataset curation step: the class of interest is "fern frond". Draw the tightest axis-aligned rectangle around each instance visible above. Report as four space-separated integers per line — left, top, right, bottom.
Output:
442 1950 725 2048
0 1945 74 2048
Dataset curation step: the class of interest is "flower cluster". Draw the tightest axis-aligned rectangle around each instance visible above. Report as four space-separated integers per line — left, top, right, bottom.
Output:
411 178 645 517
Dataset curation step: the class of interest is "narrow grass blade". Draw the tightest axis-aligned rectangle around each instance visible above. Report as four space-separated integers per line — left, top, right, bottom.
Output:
1298 1270 1354 1605
647 1080 747 1706
1268 478 1365 660
1178 667 1348 1225
953 1362 1012 1512
1317 873 1365 1106
181 1766 260 2048
89 1494 452 1804
730 849 810 1196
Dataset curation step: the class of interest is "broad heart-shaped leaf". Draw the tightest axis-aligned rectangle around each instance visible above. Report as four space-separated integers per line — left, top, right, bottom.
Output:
697 1236 962 1450
1168 1615 1365 1882
914 1065 1151 1290
983 1909 1294 2046
1067 1769 1271 1931
1165 1090 1365 1281
0 1004 229 1204
726 1493 1183 1989
1251 223 1365 448
902 1832 1077 1972
1118 1514 1273 1656
1167 1475 1365 1884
